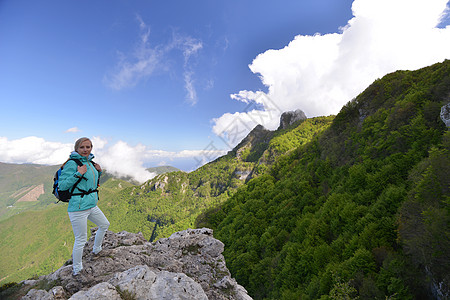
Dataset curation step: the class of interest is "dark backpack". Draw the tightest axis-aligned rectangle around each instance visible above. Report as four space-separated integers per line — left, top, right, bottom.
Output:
52 158 100 203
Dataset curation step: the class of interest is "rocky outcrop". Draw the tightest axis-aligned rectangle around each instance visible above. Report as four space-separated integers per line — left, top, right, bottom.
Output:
231 124 273 162
441 102 450 128
19 228 252 300
277 109 307 130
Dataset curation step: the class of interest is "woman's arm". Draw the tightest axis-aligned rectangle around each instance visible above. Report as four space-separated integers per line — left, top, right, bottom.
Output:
58 160 85 191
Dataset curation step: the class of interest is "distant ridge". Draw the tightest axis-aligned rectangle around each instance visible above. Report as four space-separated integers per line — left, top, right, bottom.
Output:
146 165 181 175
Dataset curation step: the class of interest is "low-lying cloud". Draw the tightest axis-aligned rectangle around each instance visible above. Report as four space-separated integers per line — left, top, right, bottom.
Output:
0 137 72 166
0 136 226 183
213 0 450 145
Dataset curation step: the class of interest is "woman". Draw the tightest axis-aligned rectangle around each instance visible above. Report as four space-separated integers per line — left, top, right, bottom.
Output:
58 137 110 276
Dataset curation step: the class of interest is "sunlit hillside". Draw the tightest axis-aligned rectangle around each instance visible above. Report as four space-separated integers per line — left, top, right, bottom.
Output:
203 60 450 299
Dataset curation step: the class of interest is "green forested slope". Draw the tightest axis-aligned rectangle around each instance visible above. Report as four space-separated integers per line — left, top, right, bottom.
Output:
202 61 450 299
99 116 334 242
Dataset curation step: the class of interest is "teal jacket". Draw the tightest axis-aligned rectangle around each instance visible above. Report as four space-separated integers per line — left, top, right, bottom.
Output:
58 152 101 212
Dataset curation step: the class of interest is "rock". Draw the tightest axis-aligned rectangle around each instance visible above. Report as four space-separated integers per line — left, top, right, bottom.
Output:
108 265 208 300
20 228 252 300
51 286 67 299
69 282 120 300
278 109 307 130
21 286 67 300
441 102 450 128
21 289 53 300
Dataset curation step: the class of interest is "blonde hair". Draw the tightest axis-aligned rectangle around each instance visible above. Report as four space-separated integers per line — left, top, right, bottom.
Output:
74 137 92 152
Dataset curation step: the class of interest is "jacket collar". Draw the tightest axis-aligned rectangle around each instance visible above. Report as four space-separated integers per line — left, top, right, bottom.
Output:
70 151 95 162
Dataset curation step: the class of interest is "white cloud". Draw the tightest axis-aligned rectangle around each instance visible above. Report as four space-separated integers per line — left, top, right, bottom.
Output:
213 0 450 147
0 137 72 165
94 140 157 183
103 17 162 91
91 136 108 150
0 136 227 183
180 38 204 102
104 15 203 105
65 127 81 133
184 70 197 104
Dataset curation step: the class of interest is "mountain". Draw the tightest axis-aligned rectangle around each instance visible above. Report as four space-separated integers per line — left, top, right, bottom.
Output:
1 60 449 299
0 111 331 287
97 114 332 242
201 60 450 299
146 165 180 175
99 166 180 185
0 163 56 221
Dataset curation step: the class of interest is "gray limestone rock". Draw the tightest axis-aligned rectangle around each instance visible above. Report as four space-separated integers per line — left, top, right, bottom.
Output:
20 228 252 300
21 289 54 300
278 109 307 130
108 265 208 300
69 282 121 300
20 286 66 300
440 102 450 128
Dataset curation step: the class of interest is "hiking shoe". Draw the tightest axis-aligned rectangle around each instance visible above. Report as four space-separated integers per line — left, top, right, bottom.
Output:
92 249 112 257
90 250 107 261
71 268 90 282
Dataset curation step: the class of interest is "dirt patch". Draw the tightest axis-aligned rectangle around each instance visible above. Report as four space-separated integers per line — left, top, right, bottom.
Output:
17 184 44 202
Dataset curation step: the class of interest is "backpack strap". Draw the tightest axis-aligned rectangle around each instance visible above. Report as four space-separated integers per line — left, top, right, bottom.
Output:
71 188 99 198
90 160 101 200
69 159 101 200
68 158 87 197
72 158 84 167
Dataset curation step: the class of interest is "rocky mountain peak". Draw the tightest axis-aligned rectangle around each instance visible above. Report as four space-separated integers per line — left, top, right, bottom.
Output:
231 124 273 158
277 109 307 130
231 109 307 158
18 228 252 300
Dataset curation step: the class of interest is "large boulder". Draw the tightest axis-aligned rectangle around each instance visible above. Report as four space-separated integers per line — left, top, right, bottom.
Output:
19 228 252 300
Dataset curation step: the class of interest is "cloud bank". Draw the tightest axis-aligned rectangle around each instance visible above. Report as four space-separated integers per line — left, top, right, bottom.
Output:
0 137 72 166
104 15 203 104
213 0 450 145
0 136 226 183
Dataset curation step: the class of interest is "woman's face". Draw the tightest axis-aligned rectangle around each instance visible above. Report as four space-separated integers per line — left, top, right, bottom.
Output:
77 140 92 157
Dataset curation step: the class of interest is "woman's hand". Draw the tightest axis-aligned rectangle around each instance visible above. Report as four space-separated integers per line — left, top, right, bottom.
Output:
77 164 87 175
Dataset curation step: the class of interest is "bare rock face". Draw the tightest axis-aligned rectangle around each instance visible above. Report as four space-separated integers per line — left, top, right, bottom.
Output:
277 109 307 130
441 102 450 128
19 228 252 300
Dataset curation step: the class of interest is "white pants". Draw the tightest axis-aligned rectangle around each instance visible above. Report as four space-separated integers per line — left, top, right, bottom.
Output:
68 206 110 274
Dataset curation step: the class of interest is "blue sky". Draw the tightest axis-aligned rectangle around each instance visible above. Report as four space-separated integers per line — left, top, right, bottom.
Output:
1 0 449 181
